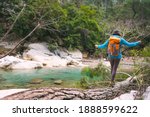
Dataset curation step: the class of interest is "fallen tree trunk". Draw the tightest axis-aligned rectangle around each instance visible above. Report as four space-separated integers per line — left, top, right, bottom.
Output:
2 76 138 100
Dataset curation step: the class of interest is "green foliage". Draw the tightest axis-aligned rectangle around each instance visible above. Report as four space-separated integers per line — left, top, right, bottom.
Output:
129 45 150 57
0 0 149 55
78 76 90 89
128 49 141 57
0 0 104 53
61 4 103 52
133 57 150 93
79 62 110 88
140 45 150 57
48 43 59 51
0 24 4 37
90 62 110 79
115 73 129 82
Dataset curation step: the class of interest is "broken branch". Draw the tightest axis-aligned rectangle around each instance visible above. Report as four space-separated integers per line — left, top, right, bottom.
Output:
0 22 40 59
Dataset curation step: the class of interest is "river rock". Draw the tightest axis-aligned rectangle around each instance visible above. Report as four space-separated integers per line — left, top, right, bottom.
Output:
3 83 17 88
1 42 84 69
0 89 28 99
24 49 67 67
54 48 69 58
0 42 8 48
29 78 44 84
23 43 84 67
54 80 63 85
0 77 6 82
54 48 82 60
0 56 21 69
113 90 138 100
83 52 88 58
11 61 42 69
28 43 54 56
68 49 82 60
23 43 68 67
0 56 43 69
143 86 150 100
23 43 54 61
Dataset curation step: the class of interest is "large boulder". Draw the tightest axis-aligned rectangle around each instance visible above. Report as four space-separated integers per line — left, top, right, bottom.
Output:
23 43 54 60
23 49 51 60
28 43 54 56
23 43 83 67
0 56 43 69
0 56 22 69
68 49 82 60
11 60 42 69
41 56 67 67
53 48 83 60
23 43 68 67
54 48 69 58
23 49 68 67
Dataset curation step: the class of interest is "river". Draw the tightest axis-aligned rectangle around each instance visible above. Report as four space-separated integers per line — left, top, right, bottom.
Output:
0 67 82 89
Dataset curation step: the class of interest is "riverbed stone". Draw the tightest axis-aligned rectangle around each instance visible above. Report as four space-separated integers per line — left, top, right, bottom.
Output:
54 80 63 85
3 84 17 88
0 77 6 82
29 78 44 84
0 56 43 69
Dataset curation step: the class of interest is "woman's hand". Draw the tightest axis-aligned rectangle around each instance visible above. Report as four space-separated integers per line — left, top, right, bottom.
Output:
95 44 98 48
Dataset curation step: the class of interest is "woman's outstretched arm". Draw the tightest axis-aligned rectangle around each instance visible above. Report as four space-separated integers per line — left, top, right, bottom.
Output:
121 38 141 47
95 40 109 49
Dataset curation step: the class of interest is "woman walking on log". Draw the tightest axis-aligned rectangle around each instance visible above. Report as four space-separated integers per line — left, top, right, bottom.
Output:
95 30 141 86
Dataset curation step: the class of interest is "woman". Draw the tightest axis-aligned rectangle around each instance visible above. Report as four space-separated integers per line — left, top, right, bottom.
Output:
95 30 141 86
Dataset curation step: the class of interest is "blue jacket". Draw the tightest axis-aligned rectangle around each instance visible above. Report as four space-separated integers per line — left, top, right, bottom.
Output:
98 35 140 59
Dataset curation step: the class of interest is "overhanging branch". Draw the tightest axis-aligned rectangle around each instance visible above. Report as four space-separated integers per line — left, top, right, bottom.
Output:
0 22 40 59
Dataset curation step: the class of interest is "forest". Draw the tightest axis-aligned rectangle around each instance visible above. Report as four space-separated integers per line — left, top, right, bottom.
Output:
0 0 149 56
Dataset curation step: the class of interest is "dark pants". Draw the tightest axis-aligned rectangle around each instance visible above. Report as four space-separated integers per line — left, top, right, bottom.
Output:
109 59 120 82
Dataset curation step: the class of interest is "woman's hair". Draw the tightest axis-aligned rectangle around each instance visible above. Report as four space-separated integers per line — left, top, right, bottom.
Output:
113 30 121 36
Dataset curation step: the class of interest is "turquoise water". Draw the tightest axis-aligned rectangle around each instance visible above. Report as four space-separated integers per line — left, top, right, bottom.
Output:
0 67 82 89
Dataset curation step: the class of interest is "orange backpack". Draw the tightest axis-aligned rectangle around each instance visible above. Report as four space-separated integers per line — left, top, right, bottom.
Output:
107 36 121 56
